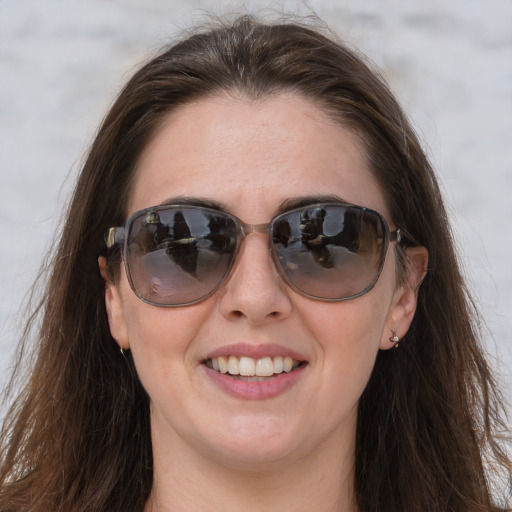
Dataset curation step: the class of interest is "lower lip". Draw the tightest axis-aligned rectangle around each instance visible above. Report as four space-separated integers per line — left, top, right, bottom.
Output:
203 364 307 400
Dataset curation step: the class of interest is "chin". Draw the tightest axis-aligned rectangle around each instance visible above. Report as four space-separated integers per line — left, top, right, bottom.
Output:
199 416 308 469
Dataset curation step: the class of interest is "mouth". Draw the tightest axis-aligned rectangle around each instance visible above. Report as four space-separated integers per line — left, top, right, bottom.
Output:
204 355 304 380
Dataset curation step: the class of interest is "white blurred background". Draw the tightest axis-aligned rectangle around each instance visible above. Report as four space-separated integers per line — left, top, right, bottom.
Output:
1 1 511 408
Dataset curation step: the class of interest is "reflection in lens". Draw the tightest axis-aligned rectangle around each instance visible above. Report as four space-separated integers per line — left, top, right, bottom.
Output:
298 208 334 269
273 206 385 299
125 207 238 305
167 211 198 276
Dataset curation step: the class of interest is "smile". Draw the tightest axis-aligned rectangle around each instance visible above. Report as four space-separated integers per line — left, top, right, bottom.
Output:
205 356 302 378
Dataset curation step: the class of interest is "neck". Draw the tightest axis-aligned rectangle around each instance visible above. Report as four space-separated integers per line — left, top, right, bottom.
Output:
144 422 358 512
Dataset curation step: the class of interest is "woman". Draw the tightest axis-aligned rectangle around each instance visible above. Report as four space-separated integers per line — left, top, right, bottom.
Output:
0 15 510 512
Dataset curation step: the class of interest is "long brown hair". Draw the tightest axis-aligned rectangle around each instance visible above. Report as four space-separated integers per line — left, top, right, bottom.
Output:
1 15 510 512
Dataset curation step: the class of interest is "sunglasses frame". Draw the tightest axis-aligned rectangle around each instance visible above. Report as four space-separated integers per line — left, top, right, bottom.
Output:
106 202 401 307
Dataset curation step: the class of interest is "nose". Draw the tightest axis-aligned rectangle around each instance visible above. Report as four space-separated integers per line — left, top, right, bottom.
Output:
218 231 293 324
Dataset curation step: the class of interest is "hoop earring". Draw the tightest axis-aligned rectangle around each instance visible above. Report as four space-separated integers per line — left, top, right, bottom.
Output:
389 333 400 349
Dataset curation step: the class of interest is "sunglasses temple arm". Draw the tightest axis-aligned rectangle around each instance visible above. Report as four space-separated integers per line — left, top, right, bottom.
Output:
390 228 401 243
106 226 125 249
392 227 424 247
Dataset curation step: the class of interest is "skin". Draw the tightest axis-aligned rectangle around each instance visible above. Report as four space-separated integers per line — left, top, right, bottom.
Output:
99 92 427 512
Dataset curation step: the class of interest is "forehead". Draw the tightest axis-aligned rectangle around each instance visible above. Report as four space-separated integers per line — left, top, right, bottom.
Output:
129 93 389 222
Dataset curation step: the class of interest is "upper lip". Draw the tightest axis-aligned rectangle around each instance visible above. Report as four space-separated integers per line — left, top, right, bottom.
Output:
205 343 307 362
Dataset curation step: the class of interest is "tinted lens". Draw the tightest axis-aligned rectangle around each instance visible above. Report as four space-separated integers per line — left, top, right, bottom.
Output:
124 207 238 305
271 205 387 300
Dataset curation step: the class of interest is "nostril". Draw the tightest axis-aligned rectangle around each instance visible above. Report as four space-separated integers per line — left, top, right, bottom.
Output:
227 309 281 321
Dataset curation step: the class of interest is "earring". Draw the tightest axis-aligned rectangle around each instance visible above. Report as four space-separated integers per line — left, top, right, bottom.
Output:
389 333 400 349
114 339 127 357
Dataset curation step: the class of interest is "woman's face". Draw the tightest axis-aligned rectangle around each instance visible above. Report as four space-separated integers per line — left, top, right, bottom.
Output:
104 93 419 471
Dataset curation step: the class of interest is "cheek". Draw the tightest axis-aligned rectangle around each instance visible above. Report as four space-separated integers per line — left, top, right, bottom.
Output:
298 294 390 402
303 294 388 354
118 283 211 392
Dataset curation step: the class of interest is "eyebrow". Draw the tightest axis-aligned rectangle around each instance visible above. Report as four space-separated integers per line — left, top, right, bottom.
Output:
158 194 354 216
158 196 225 211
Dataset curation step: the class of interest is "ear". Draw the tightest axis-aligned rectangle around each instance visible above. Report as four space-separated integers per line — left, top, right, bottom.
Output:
380 246 428 350
98 256 130 350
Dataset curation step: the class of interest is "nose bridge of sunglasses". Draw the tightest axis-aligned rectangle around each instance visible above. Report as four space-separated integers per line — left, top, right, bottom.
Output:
235 222 283 280
240 222 271 238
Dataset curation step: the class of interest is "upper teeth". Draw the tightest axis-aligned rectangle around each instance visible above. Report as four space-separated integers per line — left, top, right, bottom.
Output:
208 356 299 377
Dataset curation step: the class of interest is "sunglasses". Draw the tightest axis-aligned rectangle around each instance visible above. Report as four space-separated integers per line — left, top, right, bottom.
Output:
106 202 401 307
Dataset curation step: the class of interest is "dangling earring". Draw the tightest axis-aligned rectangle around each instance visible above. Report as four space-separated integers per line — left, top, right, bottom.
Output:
389 333 400 349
